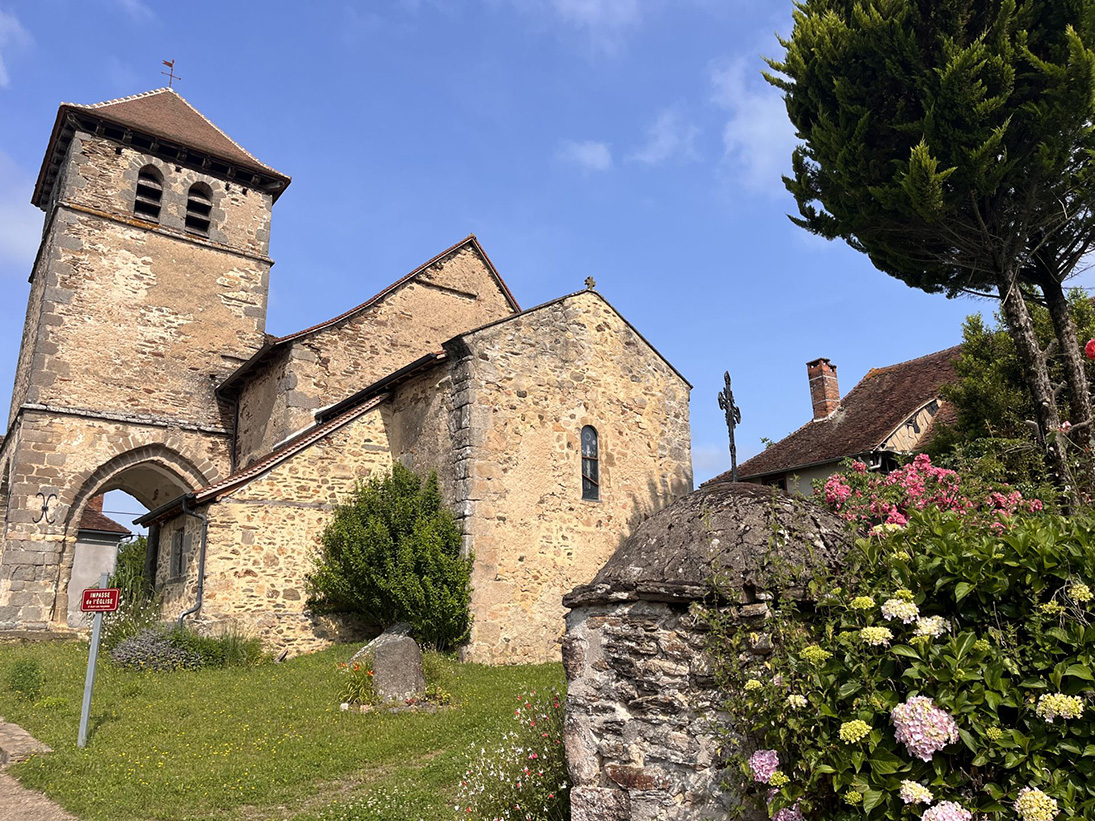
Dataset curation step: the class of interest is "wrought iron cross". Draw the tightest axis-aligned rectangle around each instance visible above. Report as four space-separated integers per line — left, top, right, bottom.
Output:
718 371 742 482
161 60 181 88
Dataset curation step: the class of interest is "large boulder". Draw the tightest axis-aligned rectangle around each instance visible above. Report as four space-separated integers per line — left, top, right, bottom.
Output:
350 625 426 703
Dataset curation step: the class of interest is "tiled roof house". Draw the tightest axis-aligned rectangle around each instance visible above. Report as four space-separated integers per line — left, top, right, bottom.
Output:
707 347 962 495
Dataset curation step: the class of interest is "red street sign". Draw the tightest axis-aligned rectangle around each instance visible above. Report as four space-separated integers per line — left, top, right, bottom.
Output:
81 588 120 613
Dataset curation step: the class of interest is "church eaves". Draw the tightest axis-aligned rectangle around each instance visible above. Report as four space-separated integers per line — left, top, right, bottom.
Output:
33 88 291 209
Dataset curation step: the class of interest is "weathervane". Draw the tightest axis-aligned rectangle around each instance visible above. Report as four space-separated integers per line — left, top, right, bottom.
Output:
161 60 181 88
718 371 742 482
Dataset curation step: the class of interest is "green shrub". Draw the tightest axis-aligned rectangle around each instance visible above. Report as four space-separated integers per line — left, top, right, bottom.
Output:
337 655 378 705
103 536 163 652
709 509 1095 819
307 463 473 651
110 624 265 671
109 627 203 671
7 658 44 701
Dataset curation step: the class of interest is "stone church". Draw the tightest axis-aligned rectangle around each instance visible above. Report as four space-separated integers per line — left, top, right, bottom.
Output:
0 88 692 663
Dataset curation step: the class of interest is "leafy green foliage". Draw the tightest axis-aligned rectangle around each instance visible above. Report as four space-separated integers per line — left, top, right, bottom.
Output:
307 463 473 651
103 537 163 653
109 625 265 671
6 658 43 702
709 509 1095 819
927 293 1095 496
337 655 378 705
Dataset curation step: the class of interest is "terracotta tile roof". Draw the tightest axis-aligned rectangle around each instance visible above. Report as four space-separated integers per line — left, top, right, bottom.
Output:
217 235 519 395
34 88 290 208
710 346 962 483
78 507 131 536
77 88 285 177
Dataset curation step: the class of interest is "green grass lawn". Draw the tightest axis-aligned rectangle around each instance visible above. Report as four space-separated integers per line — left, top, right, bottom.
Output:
0 640 565 820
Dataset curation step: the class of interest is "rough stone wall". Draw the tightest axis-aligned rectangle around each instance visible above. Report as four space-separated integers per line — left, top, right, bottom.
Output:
0 410 229 630
158 407 394 649
234 349 294 468
15 132 272 432
455 291 693 664
562 600 767 821
7 236 51 429
387 365 457 501
242 245 515 460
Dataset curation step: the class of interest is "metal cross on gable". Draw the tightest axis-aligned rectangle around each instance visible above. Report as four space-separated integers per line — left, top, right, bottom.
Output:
718 371 742 483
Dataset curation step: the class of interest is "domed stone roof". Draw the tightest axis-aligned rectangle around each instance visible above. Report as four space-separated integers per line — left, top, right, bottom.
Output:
564 482 851 608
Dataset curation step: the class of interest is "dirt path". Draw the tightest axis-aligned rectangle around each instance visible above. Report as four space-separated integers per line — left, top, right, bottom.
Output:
0 770 78 821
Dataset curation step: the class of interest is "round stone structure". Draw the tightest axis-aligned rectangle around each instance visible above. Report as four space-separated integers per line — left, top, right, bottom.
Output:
562 482 850 821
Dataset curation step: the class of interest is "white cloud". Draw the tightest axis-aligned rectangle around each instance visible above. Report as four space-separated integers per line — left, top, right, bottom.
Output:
552 0 641 30
0 9 30 88
558 139 613 172
711 56 797 195
628 108 700 166
0 150 41 273
113 0 155 23
499 0 644 53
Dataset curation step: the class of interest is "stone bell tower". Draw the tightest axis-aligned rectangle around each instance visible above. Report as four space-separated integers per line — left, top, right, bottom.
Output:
0 88 290 631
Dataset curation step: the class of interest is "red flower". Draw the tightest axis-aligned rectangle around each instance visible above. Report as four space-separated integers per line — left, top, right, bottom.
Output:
1086 339 1095 360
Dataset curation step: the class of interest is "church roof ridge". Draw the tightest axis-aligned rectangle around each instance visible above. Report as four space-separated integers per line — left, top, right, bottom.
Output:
216 235 520 396
275 234 519 345
454 288 693 389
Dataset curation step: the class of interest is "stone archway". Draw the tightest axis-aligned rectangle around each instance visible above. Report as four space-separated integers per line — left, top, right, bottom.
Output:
51 445 209 627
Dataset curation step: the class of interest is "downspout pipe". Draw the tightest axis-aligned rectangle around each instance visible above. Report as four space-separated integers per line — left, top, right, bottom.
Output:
176 495 209 628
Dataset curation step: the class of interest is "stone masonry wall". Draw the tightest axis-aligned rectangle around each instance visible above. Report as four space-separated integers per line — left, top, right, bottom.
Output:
14 132 273 432
563 599 768 821
236 245 515 465
159 406 395 650
455 291 693 664
0 409 229 630
234 349 294 469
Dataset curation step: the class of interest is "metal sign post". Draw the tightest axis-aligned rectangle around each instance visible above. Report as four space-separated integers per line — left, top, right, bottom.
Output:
78 573 119 748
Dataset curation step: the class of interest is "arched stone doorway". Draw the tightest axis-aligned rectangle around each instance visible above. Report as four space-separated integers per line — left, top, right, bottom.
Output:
53 446 209 628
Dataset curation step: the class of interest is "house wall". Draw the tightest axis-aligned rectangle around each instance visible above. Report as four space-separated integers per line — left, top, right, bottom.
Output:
453 291 693 664
233 349 294 468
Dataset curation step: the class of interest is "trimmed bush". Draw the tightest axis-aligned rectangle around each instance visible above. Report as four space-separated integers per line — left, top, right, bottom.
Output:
307 463 473 651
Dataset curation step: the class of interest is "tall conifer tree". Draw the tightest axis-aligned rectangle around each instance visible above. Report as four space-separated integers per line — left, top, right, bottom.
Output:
769 0 1095 501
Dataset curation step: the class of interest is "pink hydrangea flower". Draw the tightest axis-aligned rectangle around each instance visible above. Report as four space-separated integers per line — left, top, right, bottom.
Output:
922 801 972 821
891 696 958 761
1086 339 1095 360
748 749 779 783
772 805 804 821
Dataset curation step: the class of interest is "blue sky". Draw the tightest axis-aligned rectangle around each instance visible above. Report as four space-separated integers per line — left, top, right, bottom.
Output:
0 0 1016 524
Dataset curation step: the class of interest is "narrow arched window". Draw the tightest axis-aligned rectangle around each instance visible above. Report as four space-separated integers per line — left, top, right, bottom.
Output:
133 165 163 222
581 425 600 501
185 183 213 237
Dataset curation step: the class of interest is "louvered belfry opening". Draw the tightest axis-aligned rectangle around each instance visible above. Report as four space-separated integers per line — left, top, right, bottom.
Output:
134 166 163 222
185 183 212 237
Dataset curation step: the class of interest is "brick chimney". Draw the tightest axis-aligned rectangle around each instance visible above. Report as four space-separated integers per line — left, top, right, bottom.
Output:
807 357 840 420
